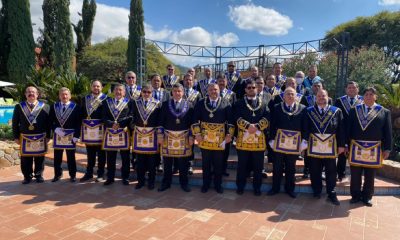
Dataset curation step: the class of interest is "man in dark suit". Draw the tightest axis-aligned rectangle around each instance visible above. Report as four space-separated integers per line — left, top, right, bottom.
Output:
225 61 244 99
80 80 108 182
12 86 51 184
196 67 216 98
347 87 392 207
162 64 180 92
49 87 82 182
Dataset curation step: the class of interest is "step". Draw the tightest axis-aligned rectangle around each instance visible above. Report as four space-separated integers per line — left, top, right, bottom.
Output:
44 151 400 195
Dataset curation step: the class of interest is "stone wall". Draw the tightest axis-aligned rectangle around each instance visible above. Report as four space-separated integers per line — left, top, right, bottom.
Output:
377 160 400 182
0 140 20 168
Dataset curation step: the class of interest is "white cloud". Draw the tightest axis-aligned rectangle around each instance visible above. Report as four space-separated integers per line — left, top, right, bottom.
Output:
378 0 400 5
171 27 213 46
144 23 173 41
228 4 293 36
214 32 239 46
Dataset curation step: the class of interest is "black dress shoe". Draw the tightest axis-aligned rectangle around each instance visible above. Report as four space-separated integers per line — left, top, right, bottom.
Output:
172 168 179 174
135 183 144 189
222 172 230 177
313 193 321 199
267 189 278 196
328 195 340 205
158 185 170 192
70 177 76 183
254 189 261 196
215 187 223 194
201 186 208 193
181 185 191 192
122 179 129 185
80 175 92 182
36 177 44 183
147 183 155 190
51 176 62 182
286 191 297 198
236 189 244 195
363 198 373 207
103 179 114 186
350 197 360 204
22 178 31 184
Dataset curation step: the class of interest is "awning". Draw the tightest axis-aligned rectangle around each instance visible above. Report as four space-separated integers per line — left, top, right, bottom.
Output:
0 81 15 87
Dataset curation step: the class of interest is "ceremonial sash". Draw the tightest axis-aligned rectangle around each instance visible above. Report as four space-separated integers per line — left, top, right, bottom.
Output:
308 133 337 158
199 79 216 96
102 128 130 150
349 140 382 168
106 97 129 122
53 129 75 149
221 89 233 101
305 95 315 107
338 95 363 115
126 85 141 100
81 119 104 145
168 99 189 124
85 93 107 118
136 98 159 126
275 75 286 89
161 130 192 157
186 89 200 104
198 122 226 150
162 75 179 91
307 106 338 134
274 129 302 155
132 126 158 154
20 101 45 130
54 102 76 127
20 133 47 156
226 71 240 90
355 104 382 131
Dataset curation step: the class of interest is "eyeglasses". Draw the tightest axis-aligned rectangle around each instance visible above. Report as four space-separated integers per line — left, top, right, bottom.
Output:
127 76 135 79
246 86 256 89
142 91 151 94
168 68 174 71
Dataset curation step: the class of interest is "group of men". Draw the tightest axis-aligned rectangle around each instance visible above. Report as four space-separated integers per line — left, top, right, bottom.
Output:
12 62 392 207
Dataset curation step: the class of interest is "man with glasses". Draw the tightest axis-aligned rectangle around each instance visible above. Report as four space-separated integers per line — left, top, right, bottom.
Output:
226 61 245 99
125 71 141 100
162 64 180 92
273 63 286 90
233 79 270 196
130 84 161 190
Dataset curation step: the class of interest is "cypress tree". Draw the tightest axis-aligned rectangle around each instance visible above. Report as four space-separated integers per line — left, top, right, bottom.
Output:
127 0 144 72
73 0 96 60
41 0 57 68
0 0 9 76
6 0 35 83
54 0 75 72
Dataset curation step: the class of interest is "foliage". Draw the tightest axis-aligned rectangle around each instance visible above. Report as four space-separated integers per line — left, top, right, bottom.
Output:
0 124 13 140
78 37 180 84
127 0 144 73
0 0 8 77
53 0 75 72
73 0 96 60
322 11 400 57
41 0 57 68
6 0 35 84
378 84 400 109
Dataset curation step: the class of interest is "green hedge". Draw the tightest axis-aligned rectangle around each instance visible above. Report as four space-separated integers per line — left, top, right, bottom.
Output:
0 125 13 140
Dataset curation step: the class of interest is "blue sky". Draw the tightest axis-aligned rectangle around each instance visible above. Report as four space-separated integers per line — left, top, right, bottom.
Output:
21 0 400 66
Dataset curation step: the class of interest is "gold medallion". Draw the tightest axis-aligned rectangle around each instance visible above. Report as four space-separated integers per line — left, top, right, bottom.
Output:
176 118 180 124
252 112 256 117
143 120 148 126
209 113 214 118
29 125 35 130
87 116 91 120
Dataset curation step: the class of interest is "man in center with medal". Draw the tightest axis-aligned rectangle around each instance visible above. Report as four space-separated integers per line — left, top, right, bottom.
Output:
130 84 161 190
305 89 345 205
80 80 108 182
233 79 270 196
158 83 194 192
102 84 133 186
192 83 234 194
49 87 82 182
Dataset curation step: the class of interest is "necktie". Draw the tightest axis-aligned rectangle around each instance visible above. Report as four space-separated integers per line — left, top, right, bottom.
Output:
155 91 159 100
350 98 354 105
175 101 179 111
320 108 324 115
29 103 34 109
186 89 189 97
62 104 66 113
212 101 216 108
144 100 148 108
367 107 371 113
116 100 119 105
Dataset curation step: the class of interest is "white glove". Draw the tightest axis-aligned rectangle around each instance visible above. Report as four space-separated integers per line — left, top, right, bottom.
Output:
72 137 79 143
269 140 275 148
255 130 261 136
55 128 65 137
219 140 226 150
300 139 308 151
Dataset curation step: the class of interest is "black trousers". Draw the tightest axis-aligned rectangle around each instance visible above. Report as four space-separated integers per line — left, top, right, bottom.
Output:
337 153 347 178
54 149 77 178
272 152 297 193
162 156 189 187
266 144 275 164
350 166 376 200
136 153 157 185
309 157 337 195
20 156 45 179
106 150 130 181
222 142 231 173
201 149 224 189
85 145 106 177
303 154 310 175
130 152 136 169
236 150 264 191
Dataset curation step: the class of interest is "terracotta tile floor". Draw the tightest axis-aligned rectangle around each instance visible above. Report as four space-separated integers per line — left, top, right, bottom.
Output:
1 166 400 240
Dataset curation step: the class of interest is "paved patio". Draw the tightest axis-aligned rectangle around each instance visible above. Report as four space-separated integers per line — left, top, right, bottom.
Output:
0 166 399 240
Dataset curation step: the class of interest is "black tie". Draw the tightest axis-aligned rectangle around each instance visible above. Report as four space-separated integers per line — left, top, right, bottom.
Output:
186 89 189 97
251 99 257 108
175 101 179 112
116 100 119 105
29 103 34 109
350 98 354 105
62 104 66 113
144 100 148 108
367 107 371 113
320 108 324 115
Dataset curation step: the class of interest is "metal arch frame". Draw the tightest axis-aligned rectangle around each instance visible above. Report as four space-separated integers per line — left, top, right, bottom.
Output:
137 36 348 96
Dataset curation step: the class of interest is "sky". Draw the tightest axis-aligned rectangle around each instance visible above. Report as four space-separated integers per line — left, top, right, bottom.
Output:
2 0 400 67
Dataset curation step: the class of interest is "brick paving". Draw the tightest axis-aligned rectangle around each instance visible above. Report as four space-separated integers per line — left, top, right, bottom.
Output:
1 166 400 240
